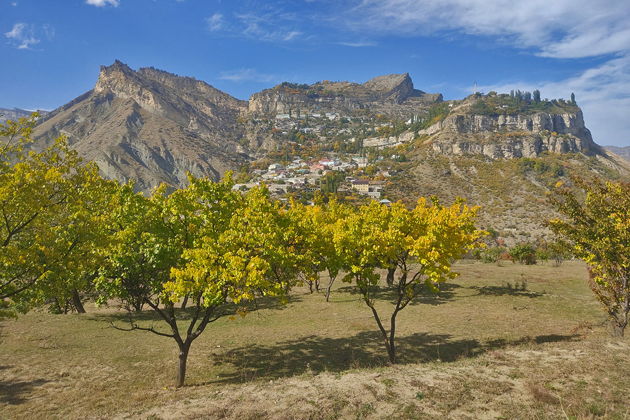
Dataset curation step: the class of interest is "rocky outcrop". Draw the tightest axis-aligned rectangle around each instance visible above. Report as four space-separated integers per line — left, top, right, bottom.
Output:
421 108 596 159
248 73 442 117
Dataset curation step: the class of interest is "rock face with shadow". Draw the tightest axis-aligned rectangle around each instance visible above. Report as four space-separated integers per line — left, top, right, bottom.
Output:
248 73 443 118
34 61 248 192
421 101 598 159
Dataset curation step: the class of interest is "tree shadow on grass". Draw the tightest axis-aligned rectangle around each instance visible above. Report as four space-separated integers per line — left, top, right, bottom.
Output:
207 331 581 384
0 377 49 405
90 294 301 324
469 285 544 298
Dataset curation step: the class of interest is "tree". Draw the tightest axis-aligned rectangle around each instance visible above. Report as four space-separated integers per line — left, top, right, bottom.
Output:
288 198 349 301
548 178 630 337
97 175 236 386
98 176 305 387
0 114 110 316
533 89 541 103
334 199 484 363
570 92 576 105
167 184 305 386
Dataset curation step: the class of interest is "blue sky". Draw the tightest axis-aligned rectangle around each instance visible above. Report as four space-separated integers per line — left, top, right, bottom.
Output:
1 0 629 146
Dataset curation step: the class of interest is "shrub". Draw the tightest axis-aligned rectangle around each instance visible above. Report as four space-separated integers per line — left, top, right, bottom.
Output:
509 243 537 265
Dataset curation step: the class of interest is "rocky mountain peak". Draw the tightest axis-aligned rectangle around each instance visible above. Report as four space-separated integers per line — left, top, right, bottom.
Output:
363 72 411 91
95 60 137 91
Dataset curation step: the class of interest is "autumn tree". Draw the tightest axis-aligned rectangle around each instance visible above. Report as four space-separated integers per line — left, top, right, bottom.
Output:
98 176 305 387
0 114 111 316
288 198 350 300
548 178 630 337
334 199 483 363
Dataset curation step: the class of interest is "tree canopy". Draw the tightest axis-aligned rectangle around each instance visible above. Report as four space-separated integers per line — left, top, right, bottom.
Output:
548 177 630 337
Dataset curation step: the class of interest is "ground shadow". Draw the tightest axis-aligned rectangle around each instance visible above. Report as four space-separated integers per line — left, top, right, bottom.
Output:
91 294 301 324
336 282 462 307
469 284 544 298
208 331 580 384
0 378 49 405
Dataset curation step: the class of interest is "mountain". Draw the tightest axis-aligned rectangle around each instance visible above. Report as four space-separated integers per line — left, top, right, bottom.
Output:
383 94 629 243
0 107 48 123
34 61 248 191
605 145 630 163
249 73 442 117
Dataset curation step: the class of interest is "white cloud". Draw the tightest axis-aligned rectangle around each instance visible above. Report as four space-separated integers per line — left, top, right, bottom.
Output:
85 0 119 7
479 54 630 147
349 0 630 59
206 13 224 31
219 68 277 83
4 23 39 49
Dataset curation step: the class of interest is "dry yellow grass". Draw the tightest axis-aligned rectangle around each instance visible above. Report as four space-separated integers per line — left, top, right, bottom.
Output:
1 261 628 419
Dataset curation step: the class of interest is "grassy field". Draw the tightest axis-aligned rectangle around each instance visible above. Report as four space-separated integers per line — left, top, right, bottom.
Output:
1 261 628 419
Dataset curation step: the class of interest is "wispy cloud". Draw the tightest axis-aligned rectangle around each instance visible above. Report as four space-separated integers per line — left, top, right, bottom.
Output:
206 13 224 31
205 7 306 43
336 41 377 48
5 23 39 49
219 68 278 83
347 0 630 59
85 0 119 7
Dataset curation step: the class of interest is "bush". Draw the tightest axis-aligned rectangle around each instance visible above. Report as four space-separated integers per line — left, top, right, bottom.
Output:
509 243 537 265
477 246 505 263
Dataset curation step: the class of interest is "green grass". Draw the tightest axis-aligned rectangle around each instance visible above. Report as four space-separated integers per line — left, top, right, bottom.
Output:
1 261 628 419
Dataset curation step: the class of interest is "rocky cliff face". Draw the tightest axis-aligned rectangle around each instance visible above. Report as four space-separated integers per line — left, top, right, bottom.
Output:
248 73 442 117
420 101 597 159
34 61 248 192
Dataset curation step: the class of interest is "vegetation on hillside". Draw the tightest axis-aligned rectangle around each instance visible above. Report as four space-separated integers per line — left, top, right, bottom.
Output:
470 91 580 116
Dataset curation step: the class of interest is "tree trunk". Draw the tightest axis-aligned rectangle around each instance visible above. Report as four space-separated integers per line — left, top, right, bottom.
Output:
386 267 396 287
368 304 397 364
325 275 337 302
181 294 189 310
176 344 190 388
611 320 625 338
71 289 86 314
388 312 398 364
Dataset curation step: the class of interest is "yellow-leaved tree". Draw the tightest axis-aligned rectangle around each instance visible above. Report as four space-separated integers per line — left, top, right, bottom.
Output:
97 175 307 387
0 114 113 317
287 198 351 300
548 177 630 337
333 198 484 363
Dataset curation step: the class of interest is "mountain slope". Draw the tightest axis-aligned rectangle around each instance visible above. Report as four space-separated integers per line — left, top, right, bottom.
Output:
605 145 630 163
0 107 48 123
34 61 248 191
382 94 629 243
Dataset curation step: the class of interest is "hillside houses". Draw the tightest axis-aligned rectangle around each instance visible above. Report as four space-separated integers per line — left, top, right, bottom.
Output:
351 179 384 199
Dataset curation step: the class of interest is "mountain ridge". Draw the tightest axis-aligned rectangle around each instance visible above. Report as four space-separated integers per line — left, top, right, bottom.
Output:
24 61 627 198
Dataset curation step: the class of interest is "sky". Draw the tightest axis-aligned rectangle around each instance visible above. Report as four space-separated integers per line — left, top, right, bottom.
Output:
1 0 629 147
